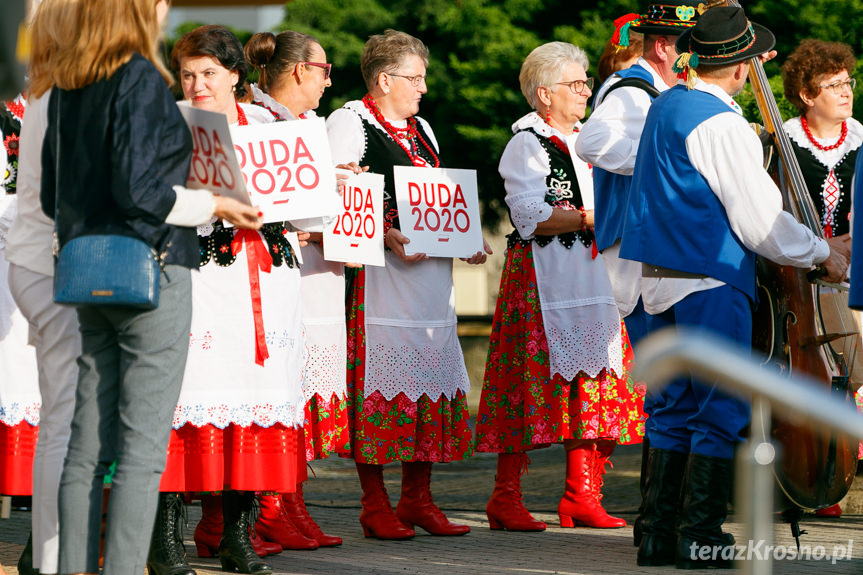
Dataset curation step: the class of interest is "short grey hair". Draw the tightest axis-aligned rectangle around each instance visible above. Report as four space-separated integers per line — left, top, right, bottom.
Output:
361 29 429 92
519 42 589 110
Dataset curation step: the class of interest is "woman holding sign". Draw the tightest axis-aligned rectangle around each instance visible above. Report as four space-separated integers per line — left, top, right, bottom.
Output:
243 30 345 548
327 30 488 540
474 42 645 531
155 25 310 575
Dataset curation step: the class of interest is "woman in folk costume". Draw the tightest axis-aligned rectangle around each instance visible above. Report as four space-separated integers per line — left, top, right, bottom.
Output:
474 42 645 531
243 29 345 549
327 29 490 540
781 39 863 519
155 25 307 575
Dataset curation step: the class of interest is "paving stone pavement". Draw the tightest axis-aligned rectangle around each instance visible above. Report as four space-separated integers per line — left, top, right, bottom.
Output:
1 444 862 574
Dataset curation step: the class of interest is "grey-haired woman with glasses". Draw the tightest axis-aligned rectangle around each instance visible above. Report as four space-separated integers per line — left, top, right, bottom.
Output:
474 41 645 532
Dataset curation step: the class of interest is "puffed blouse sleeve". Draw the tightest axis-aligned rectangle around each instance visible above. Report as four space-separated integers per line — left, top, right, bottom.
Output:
498 130 552 239
326 107 365 165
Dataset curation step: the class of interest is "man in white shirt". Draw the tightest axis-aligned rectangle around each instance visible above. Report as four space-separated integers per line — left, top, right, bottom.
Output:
620 7 847 568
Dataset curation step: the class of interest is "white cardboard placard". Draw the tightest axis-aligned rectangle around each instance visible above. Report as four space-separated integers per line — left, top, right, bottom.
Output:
323 172 385 267
393 166 483 258
179 105 250 205
230 117 339 223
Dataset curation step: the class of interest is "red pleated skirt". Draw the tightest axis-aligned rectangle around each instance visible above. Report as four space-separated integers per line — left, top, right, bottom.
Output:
0 421 38 495
160 423 297 493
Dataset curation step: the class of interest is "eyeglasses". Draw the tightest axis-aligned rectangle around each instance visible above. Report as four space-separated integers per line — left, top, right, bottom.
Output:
555 77 595 95
819 78 856 95
302 62 332 80
389 73 427 87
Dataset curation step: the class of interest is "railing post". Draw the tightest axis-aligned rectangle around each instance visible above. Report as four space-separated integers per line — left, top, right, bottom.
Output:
738 396 775 575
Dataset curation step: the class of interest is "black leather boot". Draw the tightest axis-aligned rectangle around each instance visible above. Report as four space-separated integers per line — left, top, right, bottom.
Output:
633 437 650 546
18 532 38 575
148 492 196 575
675 453 735 569
636 448 687 566
218 491 273 574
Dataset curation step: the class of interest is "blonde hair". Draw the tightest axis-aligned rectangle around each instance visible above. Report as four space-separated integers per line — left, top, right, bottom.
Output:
361 30 428 92
520 42 589 110
28 0 80 98
48 0 171 91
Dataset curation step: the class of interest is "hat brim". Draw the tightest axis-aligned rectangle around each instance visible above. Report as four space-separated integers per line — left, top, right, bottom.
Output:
630 23 692 36
675 21 775 66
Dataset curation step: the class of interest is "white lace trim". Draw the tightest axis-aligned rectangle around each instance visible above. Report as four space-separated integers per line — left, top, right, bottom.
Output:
171 400 305 429
302 340 347 401
249 83 319 121
784 116 863 170
363 341 470 402
544 318 624 381
507 192 553 239
510 111 582 137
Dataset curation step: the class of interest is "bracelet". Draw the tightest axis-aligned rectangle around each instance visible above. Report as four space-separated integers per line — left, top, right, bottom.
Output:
578 206 587 232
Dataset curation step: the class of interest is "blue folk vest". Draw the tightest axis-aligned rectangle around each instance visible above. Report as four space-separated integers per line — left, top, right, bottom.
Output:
619 85 756 300
592 65 658 251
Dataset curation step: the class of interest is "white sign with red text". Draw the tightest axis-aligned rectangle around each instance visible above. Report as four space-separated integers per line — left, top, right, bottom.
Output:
230 117 339 223
179 105 250 205
393 166 483 258
323 172 385 267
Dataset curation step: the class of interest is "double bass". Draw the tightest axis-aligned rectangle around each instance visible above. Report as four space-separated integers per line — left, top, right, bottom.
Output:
714 0 861 527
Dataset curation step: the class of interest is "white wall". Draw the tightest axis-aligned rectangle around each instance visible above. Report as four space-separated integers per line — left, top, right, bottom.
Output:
168 6 284 35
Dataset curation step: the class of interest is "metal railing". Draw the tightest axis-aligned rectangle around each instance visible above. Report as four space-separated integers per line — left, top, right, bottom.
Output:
633 326 863 575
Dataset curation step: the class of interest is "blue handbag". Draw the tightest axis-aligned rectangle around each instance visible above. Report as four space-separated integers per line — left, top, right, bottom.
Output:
51 92 161 309
54 234 161 309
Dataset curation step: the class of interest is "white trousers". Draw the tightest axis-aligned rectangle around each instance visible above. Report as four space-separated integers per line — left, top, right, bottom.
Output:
8 264 80 574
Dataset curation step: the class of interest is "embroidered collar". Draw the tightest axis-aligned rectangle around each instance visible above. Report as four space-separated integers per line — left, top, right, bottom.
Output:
510 112 582 139
249 83 318 122
784 116 863 168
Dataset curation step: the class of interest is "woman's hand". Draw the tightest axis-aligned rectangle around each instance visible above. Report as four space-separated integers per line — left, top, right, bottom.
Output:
386 228 427 263
336 162 368 175
583 209 595 230
303 231 323 244
296 231 312 247
213 196 262 230
460 239 493 265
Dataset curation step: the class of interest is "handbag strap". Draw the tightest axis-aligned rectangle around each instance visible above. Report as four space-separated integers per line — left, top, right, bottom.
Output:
52 90 61 257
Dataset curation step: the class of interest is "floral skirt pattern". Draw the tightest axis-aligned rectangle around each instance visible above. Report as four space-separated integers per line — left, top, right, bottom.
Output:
345 268 473 465
475 241 645 453
303 392 350 461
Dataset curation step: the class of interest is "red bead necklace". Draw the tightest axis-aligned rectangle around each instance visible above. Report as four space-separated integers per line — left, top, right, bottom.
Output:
801 116 847 151
362 94 440 167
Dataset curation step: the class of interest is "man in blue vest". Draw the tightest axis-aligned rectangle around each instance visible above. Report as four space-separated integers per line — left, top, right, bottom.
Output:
621 6 848 568
575 1 699 549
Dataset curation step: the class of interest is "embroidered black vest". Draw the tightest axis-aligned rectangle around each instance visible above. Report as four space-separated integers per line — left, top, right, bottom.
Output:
1 99 23 195
356 112 442 233
507 128 594 250
791 139 858 237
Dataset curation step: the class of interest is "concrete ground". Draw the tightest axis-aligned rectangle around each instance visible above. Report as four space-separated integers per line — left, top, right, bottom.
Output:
1 443 861 575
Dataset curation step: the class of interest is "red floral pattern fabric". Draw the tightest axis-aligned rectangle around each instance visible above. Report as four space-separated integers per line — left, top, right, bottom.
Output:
345 268 473 464
303 392 350 461
475 242 645 453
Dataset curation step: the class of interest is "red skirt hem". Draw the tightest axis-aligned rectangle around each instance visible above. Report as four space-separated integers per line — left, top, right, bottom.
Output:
0 421 38 495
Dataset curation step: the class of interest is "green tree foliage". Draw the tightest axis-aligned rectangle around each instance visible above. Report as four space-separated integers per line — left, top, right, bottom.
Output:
168 0 863 226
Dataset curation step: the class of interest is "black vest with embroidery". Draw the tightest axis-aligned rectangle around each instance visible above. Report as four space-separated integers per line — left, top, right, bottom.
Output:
1 99 23 195
507 128 594 250
791 139 858 237
356 111 442 232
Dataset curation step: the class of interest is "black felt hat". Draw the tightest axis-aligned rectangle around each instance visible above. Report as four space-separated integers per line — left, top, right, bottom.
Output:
629 2 701 36
675 6 775 66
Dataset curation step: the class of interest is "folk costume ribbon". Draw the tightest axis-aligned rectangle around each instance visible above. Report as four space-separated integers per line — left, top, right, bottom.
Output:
232 229 273 366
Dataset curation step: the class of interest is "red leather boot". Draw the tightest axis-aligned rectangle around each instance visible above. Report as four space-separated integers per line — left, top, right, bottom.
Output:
195 494 282 557
485 453 546 531
557 443 626 528
356 462 415 539
254 494 318 550
395 461 470 536
282 484 343 547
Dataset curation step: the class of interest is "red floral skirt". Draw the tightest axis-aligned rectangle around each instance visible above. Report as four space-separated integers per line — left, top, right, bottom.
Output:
345 268 473 465
475 242 645 454
160 423 297 493
0 421 37 495
303 393 350 461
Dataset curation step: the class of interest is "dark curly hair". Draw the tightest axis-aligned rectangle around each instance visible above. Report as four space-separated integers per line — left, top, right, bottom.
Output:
782 39 855 114
170 24 248 98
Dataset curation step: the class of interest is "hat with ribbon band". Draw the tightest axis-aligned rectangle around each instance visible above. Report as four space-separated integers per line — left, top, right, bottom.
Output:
612 2 702 49
672 6 775 88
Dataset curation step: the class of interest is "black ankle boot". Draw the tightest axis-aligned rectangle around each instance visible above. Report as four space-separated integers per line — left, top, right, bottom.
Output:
18 532 38 575
632 437 650 547
675 453 735 569
636 448 687 566
148 492 196 575
218 492 273 574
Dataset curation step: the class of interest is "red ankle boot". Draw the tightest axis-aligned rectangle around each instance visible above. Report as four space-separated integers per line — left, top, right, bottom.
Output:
558 443 626 528
254 494 318 550
485 453 546 531
395 461 470 536
282 484 342 547
356 462 415 540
